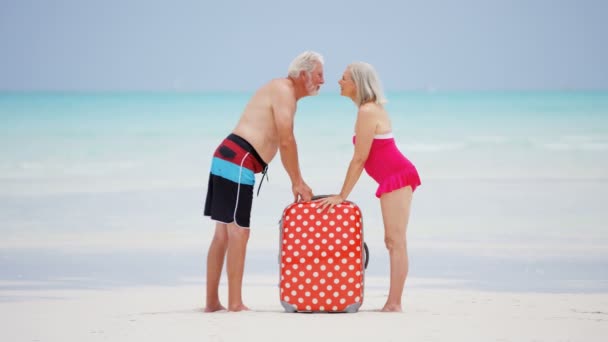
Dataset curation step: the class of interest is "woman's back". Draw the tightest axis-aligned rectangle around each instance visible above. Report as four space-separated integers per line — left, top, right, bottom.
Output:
360 102 391 135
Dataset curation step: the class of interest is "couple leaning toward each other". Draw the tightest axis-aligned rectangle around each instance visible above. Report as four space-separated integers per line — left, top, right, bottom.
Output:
203 51 421 313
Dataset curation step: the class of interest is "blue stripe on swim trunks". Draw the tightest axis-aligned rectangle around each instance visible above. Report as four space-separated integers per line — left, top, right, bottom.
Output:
210 157 255 185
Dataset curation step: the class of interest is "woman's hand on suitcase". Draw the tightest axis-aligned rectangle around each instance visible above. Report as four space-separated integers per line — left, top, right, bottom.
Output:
315 194 344 212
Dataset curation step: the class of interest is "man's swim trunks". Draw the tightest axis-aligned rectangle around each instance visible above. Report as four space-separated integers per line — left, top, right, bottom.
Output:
204 133 268 228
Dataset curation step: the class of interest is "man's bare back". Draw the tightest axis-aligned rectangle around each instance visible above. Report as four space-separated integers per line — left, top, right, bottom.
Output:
232 78 295 164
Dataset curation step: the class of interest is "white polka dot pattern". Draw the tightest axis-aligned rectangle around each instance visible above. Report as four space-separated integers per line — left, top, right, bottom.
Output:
280 201 365 312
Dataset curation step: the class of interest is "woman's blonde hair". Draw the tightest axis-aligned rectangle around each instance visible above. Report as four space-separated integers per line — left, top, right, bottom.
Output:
348 62 387 106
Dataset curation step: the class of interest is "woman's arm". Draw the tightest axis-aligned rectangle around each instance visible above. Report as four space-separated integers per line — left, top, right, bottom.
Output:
318 105 377 210
338 106 376 199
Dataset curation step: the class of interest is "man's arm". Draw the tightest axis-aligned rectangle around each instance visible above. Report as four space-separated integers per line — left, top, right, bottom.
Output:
272 84 312 201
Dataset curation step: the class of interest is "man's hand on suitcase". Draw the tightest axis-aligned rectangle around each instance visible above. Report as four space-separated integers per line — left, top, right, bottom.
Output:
315 194 344 212
293 181 313 202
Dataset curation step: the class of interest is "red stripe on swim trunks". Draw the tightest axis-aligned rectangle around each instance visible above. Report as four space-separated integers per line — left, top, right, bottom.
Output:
213 139 260 172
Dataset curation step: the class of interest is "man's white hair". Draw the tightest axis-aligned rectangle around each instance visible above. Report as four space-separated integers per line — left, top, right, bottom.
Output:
348 62 387 106
288 51 324 78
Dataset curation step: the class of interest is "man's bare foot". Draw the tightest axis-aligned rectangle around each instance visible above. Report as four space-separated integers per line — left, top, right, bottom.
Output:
380 303 403 312
228 304 250 312
203 304 226 312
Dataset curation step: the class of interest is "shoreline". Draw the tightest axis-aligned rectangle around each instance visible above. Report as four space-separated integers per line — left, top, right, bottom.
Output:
1 246 607 294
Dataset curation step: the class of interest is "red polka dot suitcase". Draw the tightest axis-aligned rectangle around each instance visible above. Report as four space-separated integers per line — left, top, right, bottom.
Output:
278 197 368 313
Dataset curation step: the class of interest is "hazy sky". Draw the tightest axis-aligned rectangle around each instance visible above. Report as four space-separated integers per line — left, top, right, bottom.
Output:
1 0 606 91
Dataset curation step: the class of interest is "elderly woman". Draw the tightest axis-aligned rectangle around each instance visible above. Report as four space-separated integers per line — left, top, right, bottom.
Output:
317 62 421 312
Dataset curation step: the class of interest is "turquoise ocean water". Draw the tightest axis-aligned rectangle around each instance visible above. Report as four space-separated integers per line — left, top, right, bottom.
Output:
1 91 607 292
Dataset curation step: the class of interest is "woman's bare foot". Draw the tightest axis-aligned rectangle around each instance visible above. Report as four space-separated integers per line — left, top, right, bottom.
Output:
203 304 226 312
381 303 403 312
228 304 250 312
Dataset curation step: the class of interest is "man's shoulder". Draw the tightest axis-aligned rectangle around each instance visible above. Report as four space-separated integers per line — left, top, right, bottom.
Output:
267 78 294 92
265 78 296 103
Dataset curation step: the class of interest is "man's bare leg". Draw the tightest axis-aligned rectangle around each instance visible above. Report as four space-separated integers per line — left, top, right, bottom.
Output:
204 222 228 312
226 222 250 311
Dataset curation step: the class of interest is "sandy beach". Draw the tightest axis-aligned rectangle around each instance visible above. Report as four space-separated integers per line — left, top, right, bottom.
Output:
2 276 607 342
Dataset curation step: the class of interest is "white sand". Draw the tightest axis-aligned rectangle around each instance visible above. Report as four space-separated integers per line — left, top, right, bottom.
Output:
1 279 607 342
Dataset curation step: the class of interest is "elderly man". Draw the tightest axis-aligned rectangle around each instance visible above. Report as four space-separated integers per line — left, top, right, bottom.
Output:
203 51 325 312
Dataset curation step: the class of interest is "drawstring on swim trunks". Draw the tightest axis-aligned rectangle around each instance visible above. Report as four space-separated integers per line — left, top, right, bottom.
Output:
257 165 269 196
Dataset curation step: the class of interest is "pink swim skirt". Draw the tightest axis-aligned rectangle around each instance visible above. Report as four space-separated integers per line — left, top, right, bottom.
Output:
363 137 421 198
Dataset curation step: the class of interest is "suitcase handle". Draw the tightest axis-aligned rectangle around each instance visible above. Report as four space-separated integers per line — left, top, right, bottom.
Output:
363 242 369 269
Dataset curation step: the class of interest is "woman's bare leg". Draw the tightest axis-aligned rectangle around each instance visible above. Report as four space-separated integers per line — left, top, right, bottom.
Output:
379 186 413 312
